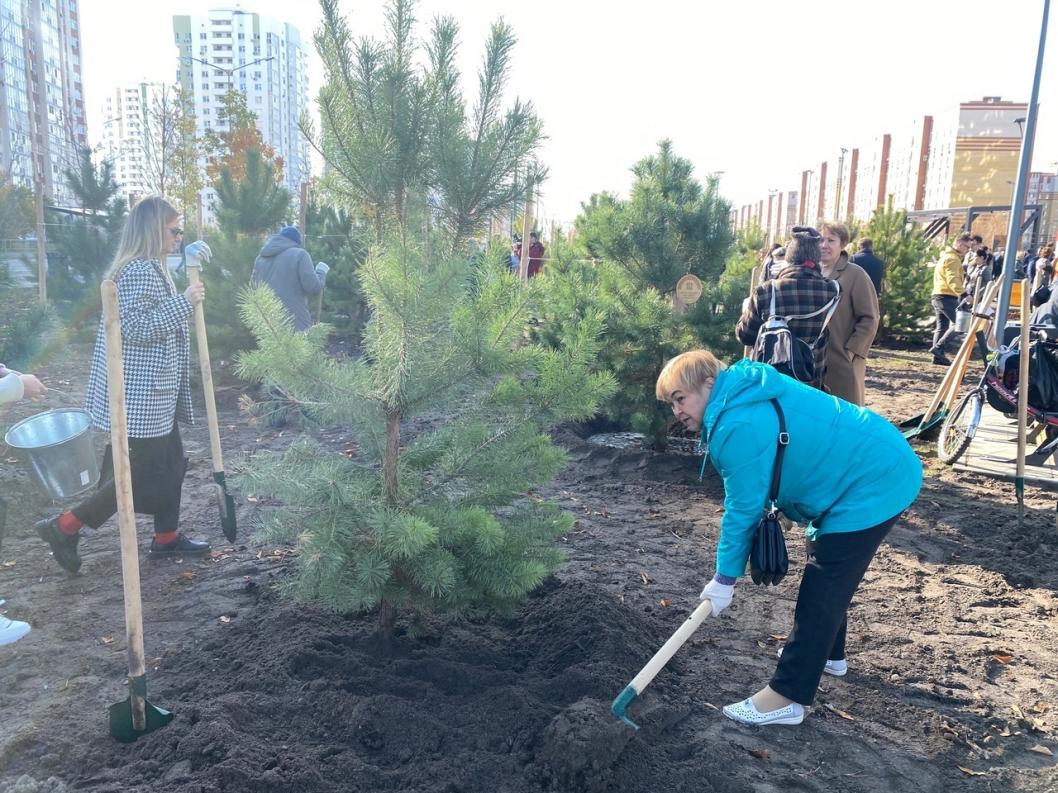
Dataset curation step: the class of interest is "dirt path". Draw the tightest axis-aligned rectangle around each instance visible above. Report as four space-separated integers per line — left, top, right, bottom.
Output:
0 346 1056 793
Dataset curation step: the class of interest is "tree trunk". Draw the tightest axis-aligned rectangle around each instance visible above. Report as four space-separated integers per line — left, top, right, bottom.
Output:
383 407 400 505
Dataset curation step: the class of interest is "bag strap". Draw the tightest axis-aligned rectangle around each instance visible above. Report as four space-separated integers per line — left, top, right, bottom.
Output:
767 399 788 514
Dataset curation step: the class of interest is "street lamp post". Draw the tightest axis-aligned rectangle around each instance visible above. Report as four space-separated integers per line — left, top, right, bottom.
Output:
182 54 275 94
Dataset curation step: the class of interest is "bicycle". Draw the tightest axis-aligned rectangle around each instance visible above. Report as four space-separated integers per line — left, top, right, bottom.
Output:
938 328 1058 465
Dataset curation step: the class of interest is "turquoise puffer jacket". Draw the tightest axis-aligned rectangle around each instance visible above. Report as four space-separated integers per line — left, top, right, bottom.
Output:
702 360 922 579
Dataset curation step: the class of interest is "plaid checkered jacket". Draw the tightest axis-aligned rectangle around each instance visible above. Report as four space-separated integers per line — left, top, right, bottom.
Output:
84 258 195 438
735 265 840 389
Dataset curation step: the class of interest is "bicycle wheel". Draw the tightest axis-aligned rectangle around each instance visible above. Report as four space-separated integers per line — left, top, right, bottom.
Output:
938 388 983 465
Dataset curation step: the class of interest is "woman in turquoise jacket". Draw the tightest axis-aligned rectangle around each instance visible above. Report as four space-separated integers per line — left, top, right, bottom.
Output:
655 350 921 726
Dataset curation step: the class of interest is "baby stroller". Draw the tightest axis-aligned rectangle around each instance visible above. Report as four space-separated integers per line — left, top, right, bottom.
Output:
938 328 1058 465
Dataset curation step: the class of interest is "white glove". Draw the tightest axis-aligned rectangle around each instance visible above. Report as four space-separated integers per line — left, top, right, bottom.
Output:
315 261 330 276
185 240 212 265
700 577 734 616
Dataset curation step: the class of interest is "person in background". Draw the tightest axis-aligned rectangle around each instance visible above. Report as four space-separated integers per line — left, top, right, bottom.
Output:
526 231 546 278
962 234 984 275
655 350 921 726
0 364 47 644
929 232 973 367
850 237 885 297
759 246 787 283
510 235 521 273
819 223 880 404
736 226 839 390
1028 245 1054 288
35 196 212 574
250 226 328 332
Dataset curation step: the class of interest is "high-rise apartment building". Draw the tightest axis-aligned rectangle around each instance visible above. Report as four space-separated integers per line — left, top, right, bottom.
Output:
171 6 309 224
0 0 87 206
99 82 169 205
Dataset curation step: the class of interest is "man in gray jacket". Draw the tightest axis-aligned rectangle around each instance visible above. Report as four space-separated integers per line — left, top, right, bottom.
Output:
251 226 329 331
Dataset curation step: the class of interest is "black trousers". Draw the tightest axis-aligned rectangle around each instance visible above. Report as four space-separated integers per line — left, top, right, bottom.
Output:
769 514 900 706
72 423 187 535
931 295 960 354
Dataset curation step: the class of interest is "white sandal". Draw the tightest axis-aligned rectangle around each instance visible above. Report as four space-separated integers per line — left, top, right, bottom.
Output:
722 697 805 726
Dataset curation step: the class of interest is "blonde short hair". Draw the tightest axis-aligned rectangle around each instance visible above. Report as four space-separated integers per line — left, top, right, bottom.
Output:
655 349 727 402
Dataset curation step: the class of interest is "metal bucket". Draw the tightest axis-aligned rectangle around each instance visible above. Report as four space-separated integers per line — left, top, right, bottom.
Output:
955 307 973 334
4 409 100 499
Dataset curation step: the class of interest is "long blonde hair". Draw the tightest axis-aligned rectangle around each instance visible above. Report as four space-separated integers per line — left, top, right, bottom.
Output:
106 196 179 288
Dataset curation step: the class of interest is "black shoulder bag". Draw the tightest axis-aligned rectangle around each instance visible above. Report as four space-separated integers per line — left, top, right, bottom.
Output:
749 400 790 586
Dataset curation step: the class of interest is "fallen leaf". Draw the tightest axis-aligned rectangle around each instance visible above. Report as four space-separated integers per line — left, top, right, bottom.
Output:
218 615 231 624
992 654 1013 665
100 636 115 645
1031 702 1050 714
702 701 720 711
175 571 196 582
824 703 855 721
659 597 671 607
749 749 770 760
768 634 787 642
998 727 1013 737
1012 704 1026 719
1028 745 1053 756
957 766 987 777
0 561 15 569
639 572 650 585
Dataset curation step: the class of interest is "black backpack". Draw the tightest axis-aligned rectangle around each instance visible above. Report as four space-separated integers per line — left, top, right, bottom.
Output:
753 281 840 384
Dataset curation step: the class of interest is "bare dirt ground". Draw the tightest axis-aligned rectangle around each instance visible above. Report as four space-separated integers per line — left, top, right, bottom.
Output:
0 345 1056 793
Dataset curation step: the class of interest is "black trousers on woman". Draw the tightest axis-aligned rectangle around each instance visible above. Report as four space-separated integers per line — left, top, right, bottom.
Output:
72 423 187 535
769 514 901 706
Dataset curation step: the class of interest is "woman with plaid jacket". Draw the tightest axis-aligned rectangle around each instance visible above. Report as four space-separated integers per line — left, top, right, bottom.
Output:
35 197 212 574
735 226 840 390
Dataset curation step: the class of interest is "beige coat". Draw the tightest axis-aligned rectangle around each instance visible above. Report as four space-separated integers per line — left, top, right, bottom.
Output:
824 259 880 405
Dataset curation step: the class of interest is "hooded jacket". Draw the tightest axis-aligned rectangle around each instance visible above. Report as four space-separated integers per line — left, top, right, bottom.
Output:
702 360 921 579
251 234 323 331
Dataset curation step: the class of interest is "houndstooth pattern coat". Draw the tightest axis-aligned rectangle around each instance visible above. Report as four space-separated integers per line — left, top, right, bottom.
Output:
84 258 195 438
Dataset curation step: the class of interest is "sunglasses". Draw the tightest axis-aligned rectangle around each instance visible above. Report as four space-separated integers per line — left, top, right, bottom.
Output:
169 227 183 237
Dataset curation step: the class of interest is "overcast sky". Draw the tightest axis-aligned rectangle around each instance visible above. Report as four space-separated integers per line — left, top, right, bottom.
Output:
80 0 1058 228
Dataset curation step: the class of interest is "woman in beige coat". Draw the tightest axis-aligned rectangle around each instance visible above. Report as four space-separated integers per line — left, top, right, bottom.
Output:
818 223 880 405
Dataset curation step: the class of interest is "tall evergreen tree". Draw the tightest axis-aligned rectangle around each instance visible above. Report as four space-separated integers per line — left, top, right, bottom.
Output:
235 0 612 635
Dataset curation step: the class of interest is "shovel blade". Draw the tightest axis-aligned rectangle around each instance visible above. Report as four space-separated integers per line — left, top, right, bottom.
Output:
109 676 173 743
213 471 238 541
899 408 947 440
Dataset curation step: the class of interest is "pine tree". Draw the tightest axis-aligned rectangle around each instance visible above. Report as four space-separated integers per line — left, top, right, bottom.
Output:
574 141 734 293
864 197 935 340
47 149 127 315
234 0 612 635
214 149 291 236
237 236 614 632
532 254 694 449
304 201 370 342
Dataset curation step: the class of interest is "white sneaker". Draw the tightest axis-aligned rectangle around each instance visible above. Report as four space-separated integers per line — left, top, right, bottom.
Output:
723 697 805 726
0 615 30 646
777 645 848 677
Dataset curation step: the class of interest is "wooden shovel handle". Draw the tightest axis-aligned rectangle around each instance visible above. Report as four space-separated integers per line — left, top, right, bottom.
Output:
101 280 147 730
186 267 224 473
628 598 713 694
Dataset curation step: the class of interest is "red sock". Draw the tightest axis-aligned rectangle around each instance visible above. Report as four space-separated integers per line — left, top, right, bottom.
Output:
58 511 83 535
154 531 178 545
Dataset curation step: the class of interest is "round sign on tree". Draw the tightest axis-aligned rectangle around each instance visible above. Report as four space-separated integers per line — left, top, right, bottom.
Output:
675 274 703 304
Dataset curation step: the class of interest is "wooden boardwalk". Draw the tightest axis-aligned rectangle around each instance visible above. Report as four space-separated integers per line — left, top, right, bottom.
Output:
953 403 1058 490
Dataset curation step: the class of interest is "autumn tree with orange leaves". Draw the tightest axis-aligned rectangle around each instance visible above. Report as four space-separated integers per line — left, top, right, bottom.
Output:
204 90 285 184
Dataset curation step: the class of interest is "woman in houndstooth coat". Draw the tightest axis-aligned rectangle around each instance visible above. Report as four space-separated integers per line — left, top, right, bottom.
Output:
35 197 213 573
